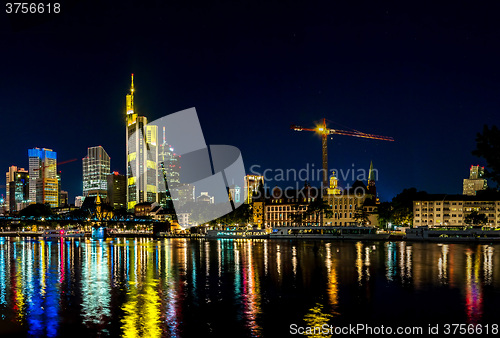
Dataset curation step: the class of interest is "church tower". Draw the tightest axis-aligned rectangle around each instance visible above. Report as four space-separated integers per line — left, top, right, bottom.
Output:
367 161 377 200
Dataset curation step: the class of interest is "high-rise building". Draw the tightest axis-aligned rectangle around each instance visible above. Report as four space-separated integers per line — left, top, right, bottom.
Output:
59 190 69 207
244 175 264 204
28 148 58 207
125 74 158 210
177 184 195 207
75 196 85 208
463 165 487 196
158 126 180 210
83 146 111 199
5 166 29 213
107 172 127 210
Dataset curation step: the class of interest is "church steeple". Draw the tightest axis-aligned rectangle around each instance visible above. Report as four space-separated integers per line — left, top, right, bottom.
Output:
367 161 377 200
368 161 375 182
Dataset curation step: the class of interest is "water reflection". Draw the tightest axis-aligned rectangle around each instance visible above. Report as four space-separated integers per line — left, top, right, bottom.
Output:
0 239 499 336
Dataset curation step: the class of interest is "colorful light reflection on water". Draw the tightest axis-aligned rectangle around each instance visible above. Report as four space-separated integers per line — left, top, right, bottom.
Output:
0 238 499 337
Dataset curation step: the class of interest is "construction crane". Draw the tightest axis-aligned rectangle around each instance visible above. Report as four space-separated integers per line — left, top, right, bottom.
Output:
291 118 394 190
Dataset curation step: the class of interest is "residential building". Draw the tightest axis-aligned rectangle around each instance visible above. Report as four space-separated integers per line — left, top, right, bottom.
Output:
463 165 487 196
83 146 111 199
413 192 500 227
126 74 158 210
28 148 58 207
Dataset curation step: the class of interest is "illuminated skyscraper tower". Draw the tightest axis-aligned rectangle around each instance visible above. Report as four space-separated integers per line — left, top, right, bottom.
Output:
125 74 158 210
5 166 29 213
83 146 111 199
158 126 180 209
28 147 58 207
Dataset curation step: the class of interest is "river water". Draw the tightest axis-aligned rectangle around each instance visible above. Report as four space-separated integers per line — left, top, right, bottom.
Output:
0 237 498 337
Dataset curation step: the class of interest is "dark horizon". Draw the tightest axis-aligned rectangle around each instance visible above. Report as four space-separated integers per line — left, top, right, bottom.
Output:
2 1 500 204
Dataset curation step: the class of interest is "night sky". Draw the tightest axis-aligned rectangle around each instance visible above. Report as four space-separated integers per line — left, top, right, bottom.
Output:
1 1 500 204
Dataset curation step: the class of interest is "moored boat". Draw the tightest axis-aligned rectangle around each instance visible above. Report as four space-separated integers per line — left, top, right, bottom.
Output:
269 226 390 240
405 226 500 242
42 229 85 238
206 228 269 239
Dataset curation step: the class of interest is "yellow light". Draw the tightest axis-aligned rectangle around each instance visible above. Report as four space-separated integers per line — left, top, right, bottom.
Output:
317 127 324 132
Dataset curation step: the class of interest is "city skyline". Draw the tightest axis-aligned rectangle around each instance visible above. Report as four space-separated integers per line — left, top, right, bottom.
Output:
2 2 500 204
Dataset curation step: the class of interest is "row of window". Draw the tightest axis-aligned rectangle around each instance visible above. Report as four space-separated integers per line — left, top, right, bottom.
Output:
266 206 308 211
416 201 500 206
416 213 497 218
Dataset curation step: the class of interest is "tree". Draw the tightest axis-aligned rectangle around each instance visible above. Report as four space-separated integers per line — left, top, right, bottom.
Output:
390 188 428 226
299 197 332 226
19 203 53 218
377 201 393 229
353 205 370 226
472 125 500 186
464 211 488 226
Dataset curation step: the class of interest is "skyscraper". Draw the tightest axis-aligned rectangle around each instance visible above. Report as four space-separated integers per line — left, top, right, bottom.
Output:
244 175 264 204
158 126 180 209
125 74 158 210
5 166 29 213
83 146 111 199
463 165 487 196
28 148 58 207
107 172 127 210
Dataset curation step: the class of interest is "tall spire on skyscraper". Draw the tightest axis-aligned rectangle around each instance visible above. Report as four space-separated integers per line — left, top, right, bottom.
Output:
126 73 137 127
127 73 134 113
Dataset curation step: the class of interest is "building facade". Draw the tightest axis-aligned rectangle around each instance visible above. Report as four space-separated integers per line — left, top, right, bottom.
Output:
327 180 378 227
75 196 85 208
6 166 29 213
264 186 320 228
158 128 180 210
83 146 111 199
413 193 500 227
28 148 58 208
126 74 158 210
244 175 264 204
463 165 487 196
197 192 214 204
5 166 29 213
107 172 127 210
